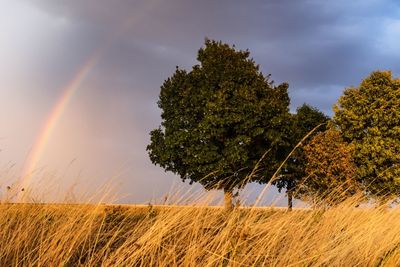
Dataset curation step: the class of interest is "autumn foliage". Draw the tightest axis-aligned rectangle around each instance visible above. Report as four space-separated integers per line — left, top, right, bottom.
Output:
299 128 359 204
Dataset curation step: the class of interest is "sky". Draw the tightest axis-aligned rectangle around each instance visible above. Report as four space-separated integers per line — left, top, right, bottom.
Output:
0 0 399 204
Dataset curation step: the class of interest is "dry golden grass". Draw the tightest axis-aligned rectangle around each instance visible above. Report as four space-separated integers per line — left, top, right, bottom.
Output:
1 197 400 266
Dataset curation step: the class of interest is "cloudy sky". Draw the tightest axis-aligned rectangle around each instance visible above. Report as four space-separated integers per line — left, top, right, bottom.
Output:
0 0 399 204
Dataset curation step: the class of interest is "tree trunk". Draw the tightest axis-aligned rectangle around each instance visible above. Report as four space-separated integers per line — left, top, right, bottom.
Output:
287 190 293 211
224 189 233 211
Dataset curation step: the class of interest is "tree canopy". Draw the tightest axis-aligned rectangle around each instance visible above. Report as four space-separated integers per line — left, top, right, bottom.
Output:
299 127 359 205
147 39 291 198
273 104 329 208
333 71 400 196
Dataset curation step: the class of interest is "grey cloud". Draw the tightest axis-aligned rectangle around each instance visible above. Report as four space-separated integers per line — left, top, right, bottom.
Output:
24 0 400 137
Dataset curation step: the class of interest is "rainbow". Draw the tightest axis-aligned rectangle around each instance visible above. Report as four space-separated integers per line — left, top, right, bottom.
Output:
19 55 99 193
18 0 159 201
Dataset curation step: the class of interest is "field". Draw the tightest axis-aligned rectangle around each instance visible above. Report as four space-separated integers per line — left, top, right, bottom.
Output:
1 199 400 266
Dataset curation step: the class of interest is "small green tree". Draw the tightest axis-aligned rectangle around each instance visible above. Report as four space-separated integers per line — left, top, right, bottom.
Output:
334 70 400 197
298 128 359 205
273 104 329 209
147 39 291 209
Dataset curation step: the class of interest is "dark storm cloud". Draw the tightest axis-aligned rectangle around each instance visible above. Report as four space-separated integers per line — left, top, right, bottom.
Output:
21 0 400 155
27 0 400 116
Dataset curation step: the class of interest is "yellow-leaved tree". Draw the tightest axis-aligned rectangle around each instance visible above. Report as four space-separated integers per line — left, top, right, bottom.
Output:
334 71 400 197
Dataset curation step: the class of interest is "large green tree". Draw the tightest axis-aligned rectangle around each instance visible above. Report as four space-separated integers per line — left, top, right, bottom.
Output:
147 39 291 209
273 104 329 209
333 71 400 197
